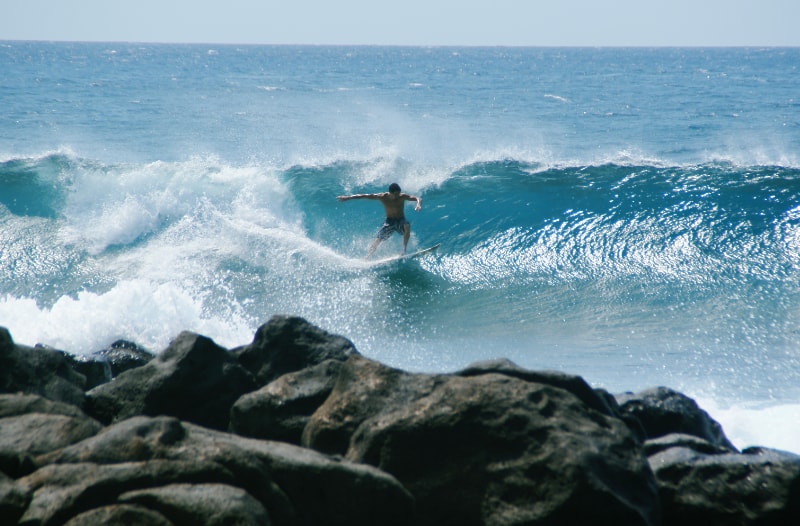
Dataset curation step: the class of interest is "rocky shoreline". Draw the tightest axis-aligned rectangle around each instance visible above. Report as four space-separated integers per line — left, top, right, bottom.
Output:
2 315 798 525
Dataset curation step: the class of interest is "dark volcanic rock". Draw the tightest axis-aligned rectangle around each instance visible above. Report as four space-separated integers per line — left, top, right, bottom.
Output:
0 449 36 480
230 359 345 444
0 393 91 420
0 394 102 477
85 331 257 430
457 358 622 417
63 504 174 526
626 388 800 525
305 355 660 526
643 433 734 457
649 445 800 525
32 415 413 526
0 470 31 524
4 319 800 526
18 459 239 525
118 483 270 525
0 327 86 408
233 315 359 386
97 339 155 377
615 387 737 452
68 355 112 390
302 355 440 456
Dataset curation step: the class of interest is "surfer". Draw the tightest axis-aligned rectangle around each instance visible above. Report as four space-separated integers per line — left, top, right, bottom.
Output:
337 183 422 258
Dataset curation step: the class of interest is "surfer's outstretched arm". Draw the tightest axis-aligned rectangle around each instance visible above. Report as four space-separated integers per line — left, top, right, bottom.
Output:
337 193 383 202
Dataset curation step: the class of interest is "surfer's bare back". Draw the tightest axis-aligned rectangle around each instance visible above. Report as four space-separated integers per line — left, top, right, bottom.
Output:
337 182 422 258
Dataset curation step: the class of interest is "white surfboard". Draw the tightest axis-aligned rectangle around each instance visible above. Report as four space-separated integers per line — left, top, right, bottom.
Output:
369 243 440 267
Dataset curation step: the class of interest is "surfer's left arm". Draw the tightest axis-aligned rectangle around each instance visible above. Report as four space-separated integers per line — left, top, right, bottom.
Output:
400 194 422 212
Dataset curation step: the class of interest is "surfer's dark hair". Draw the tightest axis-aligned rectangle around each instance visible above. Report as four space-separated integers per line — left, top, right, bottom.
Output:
389 183 401 193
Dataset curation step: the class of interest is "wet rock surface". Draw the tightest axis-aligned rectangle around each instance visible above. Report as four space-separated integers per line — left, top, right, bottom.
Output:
2 316 798 525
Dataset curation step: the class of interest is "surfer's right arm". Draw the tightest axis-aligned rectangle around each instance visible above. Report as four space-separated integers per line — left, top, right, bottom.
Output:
337 193 382 202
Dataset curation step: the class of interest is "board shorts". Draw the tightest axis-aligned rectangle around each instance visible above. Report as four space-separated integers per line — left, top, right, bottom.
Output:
376 217 409 240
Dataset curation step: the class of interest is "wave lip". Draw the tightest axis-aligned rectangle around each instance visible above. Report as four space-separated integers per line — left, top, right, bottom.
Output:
0 152 77 218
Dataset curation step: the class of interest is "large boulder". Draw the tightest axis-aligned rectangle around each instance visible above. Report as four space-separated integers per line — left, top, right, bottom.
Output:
0 393 93 421
304 355 660 526
85 332 256 430
63 504 173 526
28 415 413 526
649 444 800 525
301 355 440 456
230 359 345 444
619 387 800 525
616 387 737 451
457 358 623 417
7 317 800 526
18 459 239 525
233 316 358 386
0 412 100 459
0 327 86 408
118 483 270 525
0 394 102 477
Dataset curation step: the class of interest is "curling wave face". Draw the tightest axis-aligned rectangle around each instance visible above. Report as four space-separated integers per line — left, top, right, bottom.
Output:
2 153 799 403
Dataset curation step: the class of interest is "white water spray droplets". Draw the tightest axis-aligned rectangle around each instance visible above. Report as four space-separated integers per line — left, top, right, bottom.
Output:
57 157 292 256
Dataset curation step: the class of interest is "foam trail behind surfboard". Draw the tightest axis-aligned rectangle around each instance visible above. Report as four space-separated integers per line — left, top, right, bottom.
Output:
369 243 441 267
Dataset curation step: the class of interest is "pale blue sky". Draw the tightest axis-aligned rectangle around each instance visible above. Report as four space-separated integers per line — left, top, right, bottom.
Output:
2 0 798 46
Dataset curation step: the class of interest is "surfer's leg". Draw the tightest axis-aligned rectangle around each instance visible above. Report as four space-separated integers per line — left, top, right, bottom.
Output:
366 237 382 259
369 220 393 259
402 223 410 254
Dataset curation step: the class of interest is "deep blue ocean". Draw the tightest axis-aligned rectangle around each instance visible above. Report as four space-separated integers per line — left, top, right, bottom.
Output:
1 42 799 451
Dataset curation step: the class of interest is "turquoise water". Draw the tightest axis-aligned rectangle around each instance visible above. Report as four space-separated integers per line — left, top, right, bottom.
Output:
2 43 799 450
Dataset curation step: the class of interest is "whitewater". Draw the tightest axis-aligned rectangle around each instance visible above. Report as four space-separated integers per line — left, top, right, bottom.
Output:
1 43 799 453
